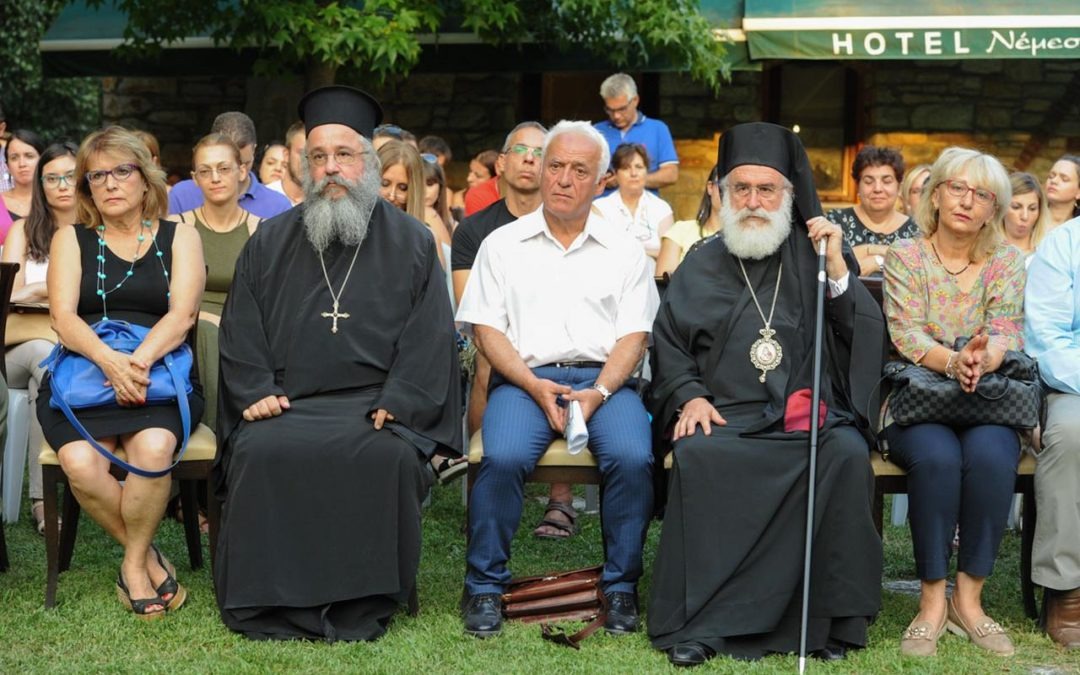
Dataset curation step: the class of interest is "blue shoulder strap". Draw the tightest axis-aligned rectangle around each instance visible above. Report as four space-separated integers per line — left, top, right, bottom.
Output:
52 351 191 478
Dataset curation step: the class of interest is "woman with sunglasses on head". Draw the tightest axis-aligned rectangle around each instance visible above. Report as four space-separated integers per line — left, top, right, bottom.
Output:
3 141 78 535
377 140 451 267
38 126 205 621
882 147 1024 658
174 134 260 432
1 129 46 234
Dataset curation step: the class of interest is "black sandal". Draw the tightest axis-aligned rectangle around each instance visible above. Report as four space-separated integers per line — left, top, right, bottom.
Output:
116 570 166 621
431 455 468 485
532 500 578 540
150 545 188 612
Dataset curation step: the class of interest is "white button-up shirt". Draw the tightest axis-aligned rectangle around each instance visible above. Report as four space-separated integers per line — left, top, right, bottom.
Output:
456 206 660 367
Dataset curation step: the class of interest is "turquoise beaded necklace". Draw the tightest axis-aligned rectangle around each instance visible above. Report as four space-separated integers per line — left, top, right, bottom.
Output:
96 219 171 321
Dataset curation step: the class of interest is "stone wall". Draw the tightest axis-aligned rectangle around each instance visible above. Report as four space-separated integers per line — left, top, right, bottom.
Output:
101 76 248 178
865 59 1080 184
100 62 1078 218
656 71 763 220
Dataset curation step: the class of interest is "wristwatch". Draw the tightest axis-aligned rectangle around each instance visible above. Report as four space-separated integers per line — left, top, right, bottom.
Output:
591 383 612 404
874 254 885 269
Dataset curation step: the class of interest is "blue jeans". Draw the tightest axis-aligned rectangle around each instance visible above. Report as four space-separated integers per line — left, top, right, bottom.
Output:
465 365 654 595
885 422 1020 580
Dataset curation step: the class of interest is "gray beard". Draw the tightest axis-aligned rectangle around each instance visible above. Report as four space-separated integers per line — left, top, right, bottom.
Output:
301 167 381 252
719 190 794 260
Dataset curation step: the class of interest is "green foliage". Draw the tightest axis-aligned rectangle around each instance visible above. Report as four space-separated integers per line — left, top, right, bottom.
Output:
0 0 101 141
84 0 730 92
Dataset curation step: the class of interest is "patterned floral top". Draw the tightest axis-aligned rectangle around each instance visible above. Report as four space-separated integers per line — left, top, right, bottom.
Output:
827 207 921 249
883 237 1026 364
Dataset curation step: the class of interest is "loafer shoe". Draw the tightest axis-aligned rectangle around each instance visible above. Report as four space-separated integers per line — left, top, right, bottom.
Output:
900 616 945 657
945 595 1014 656
462 593 503 638
604 591 639 635
668 642 716 667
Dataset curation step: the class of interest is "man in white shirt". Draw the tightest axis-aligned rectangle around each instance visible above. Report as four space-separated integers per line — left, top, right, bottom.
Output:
456 120 659 639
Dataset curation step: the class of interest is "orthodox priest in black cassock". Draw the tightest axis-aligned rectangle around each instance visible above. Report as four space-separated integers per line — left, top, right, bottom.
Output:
647 123 885 665
213 86 462 642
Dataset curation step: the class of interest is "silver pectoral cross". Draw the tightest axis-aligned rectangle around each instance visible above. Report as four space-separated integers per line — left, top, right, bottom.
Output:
321 300 350 334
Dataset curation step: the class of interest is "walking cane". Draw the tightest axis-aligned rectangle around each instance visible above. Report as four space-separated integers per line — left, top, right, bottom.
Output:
798 237 828 674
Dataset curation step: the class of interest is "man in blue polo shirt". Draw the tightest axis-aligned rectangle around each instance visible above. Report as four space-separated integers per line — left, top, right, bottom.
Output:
594 73 679 195
167 111 292 218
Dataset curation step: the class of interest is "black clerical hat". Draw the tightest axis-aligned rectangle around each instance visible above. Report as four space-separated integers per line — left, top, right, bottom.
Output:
297 85 383 139
716 122 822 222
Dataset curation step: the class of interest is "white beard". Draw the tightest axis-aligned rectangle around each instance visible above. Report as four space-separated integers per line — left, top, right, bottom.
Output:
719 190 794 260
301 162 381 252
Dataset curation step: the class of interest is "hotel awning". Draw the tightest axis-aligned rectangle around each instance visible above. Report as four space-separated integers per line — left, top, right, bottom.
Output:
742 0 1080 60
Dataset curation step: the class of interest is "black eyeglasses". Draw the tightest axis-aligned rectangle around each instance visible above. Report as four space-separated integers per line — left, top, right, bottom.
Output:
85 164 140 187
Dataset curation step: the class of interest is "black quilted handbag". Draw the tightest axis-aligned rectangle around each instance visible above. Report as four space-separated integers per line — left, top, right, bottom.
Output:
884 339 1042 430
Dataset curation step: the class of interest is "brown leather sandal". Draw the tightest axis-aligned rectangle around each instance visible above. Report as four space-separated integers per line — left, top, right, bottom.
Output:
532 500 578 540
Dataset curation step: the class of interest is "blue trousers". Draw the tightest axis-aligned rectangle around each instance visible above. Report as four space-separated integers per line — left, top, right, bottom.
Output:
884 422 1019 580
465 366 654 595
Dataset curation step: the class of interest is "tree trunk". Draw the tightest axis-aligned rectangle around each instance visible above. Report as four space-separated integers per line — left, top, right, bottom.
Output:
304 61 338 90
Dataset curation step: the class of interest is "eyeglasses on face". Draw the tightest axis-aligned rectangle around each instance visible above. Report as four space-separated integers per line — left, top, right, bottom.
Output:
193 164 237 180
729 182 786 201
504 144 543 160
42 172 76 189
85 164 140 187
307 149 360 167
941 179 996 206
604 98 636 115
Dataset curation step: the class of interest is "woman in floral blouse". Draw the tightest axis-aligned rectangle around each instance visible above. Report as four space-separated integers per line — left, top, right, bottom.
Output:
883 147 1025 658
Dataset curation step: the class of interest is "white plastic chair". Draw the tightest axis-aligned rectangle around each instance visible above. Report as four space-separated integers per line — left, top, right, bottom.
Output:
2 388 31 523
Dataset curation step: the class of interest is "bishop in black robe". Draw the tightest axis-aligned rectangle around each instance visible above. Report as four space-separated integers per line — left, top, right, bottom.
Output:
647 123 886 662
212 86 461 641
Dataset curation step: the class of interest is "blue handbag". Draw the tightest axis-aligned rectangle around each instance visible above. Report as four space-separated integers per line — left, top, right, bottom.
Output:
40 320 194 478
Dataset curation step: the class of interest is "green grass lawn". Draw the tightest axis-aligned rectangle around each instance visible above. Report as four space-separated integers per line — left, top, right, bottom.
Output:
1 486 1076 674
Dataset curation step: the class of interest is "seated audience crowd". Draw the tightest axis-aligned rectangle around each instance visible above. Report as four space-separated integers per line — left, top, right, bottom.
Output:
0 73 1077 662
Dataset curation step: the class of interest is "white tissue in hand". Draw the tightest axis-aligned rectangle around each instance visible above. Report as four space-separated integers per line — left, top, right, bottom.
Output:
566 401 589 455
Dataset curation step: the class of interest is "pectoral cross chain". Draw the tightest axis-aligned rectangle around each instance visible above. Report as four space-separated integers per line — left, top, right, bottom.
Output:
321 301 350 334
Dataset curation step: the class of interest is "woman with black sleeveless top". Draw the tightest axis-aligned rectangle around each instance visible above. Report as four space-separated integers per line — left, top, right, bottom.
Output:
38 126 205 620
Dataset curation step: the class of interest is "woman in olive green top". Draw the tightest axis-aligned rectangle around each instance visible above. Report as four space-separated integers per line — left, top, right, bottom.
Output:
174 134 261 428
